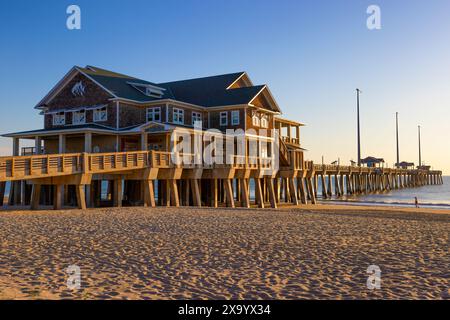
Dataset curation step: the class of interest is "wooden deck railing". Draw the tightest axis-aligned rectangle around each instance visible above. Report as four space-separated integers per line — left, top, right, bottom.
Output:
0 153 83 181
1 150 440 182
281 136 300 145
0 150 281 182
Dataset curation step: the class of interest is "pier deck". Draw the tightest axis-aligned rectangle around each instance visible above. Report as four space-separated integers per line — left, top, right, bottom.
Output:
0 150 444 210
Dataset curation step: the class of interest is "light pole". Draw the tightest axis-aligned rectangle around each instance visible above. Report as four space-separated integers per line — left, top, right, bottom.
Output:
418 125 422 167
356 89 362 166
396 112 399 167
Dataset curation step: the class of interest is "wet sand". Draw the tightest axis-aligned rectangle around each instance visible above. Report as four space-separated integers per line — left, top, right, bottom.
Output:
0 206 448 300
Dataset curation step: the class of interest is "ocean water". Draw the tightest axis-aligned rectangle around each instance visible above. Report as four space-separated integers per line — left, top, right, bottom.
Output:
318 176 450 209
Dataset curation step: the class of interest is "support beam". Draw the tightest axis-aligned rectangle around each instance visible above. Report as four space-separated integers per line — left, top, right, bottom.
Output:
58 134 66 154
12 137 20 156
169 179 180 207
191 179 201 207
141 133 148 151
113 179 123 207
240 179 250 208
289 178 299 205
143 180 156 207
267 178 278 209
84 132 92 153
53 185 62 210
0 182 5 207
224 179 235 208
30 184 41 210
254 178 265 208
35 136 42 154
211 179 218 208
76 184 86 210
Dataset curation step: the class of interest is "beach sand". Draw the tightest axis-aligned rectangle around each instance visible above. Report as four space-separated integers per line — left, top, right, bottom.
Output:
0 205 448 300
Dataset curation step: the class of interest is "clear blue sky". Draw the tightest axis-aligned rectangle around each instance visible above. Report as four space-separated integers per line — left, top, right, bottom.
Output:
0 0 449 173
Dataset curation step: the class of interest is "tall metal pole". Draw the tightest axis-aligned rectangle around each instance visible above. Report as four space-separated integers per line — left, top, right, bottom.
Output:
396 112 399 167
356 89 362 166
418 125 422 167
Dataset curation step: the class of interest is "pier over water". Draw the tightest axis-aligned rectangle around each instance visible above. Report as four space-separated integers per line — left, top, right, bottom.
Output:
0 150 443 210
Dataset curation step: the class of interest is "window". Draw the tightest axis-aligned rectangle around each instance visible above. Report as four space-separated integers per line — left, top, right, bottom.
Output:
173 108 184 124
93 106 108 122
72 109 86 125
220 112 228 126
252 115 260 127
231 110 240 125
192 111 202 126
261 115 269 128
147 107 161 122
53 112 65 126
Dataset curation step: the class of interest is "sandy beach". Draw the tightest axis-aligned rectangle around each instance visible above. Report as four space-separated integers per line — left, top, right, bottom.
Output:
0 205 448 300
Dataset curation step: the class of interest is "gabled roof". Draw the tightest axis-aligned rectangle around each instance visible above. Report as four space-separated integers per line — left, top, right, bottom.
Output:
361 156 385 164
37 66 281 111
78 66 175 102
157 72 265 107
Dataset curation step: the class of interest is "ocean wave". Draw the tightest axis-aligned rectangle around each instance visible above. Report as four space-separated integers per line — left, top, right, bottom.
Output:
320 198 450 209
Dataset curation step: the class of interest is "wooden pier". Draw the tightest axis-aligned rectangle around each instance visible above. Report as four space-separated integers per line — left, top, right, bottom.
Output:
0 150 443 210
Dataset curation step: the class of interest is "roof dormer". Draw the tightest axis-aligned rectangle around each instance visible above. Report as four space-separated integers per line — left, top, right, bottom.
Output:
128 82 165 99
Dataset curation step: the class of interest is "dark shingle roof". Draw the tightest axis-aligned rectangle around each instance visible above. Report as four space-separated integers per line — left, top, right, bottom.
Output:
78 66 175 102
78 67 264 107
157 73 264 107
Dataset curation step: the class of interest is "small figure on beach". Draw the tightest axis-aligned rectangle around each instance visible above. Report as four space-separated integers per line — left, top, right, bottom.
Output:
414 197 419 208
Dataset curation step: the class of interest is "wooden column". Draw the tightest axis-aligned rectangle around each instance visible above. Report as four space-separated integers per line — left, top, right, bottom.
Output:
0 182 5 207
58 134 66 154
141 133 148 151
169 179 180 207
53 185 62 210
298 177 308 204
224 179 235 208
321 174 327 199
143 180 156 207
84 132 92 153
113 179 123 207
254 178 264 208
76 184 87 210
327 174 332 197
267 178 277 209
289 178 299 205
240 179 250 208
35 136 42 154
191 179 201 207
306 178 316 204
30 184 41 210
211 179 218 208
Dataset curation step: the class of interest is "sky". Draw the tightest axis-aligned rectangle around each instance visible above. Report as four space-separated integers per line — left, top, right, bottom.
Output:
0 0 449 173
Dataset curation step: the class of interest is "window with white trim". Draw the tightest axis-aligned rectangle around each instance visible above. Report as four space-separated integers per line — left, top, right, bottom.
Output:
93 106 108 122
147 107 161 122
231 110 240 125
72 109 86 125
220 112 228 126
252 114 260 127
261 115 269 128
192 111 202 126
173 108 184 124
53 112 65 126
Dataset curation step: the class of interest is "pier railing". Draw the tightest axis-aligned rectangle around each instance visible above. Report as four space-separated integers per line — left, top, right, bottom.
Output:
0 151 282 181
